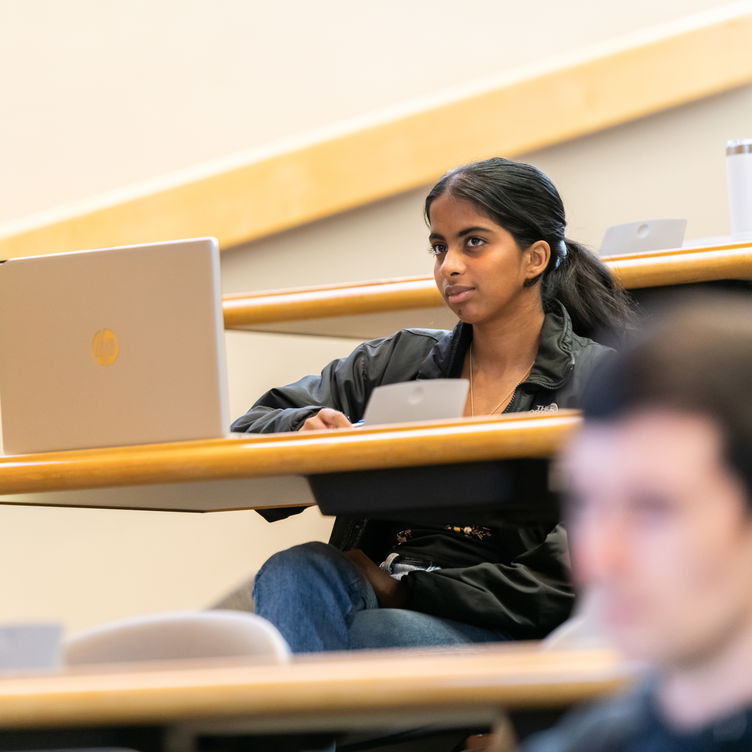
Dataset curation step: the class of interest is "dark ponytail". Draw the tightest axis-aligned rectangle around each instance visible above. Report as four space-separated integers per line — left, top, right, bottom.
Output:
543 239 632 346
425 157 633 346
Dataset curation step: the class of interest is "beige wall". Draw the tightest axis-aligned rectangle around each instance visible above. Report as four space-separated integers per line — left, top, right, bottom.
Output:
1 0 750 633
0 0 735 224
222 84 752 296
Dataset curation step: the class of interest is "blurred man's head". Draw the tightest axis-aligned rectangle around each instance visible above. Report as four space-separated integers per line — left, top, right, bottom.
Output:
564 294 752 668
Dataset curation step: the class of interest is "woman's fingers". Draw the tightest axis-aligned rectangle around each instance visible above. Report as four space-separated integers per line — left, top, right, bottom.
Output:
299 408 353 431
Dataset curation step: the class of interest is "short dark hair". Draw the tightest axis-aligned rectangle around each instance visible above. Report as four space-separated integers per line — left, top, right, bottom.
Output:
582 292 752 505
425 157 633 345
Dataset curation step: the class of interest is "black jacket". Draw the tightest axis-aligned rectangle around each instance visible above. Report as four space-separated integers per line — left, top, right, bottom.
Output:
232 302 612 638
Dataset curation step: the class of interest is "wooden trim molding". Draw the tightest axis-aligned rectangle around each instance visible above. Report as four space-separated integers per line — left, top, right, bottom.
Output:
0 411 580 496
223 242 752 329
1 6 751 259
606 240 752 288
0 646 630 730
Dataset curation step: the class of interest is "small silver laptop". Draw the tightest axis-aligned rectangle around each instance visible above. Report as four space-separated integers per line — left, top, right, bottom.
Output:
361 379 469 426
599 219 687 255
0 237 229 454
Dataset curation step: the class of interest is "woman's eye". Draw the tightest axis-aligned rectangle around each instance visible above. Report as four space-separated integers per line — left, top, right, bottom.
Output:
466 237 485 248
429 243 447 257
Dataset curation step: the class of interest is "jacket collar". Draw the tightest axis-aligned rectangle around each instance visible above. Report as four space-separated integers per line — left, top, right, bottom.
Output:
417 300 576 389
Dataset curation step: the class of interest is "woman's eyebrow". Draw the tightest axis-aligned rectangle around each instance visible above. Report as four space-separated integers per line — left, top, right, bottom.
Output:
457 226 493 237
429 225 493 241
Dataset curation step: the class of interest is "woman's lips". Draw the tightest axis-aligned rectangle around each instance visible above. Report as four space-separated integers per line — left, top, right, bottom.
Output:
445 285 475 304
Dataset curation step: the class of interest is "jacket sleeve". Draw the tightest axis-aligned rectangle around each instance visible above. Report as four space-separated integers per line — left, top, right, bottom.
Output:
231 344 375 435
231 330 441 521
230 364 365 435
230 343 377 521
402 524 574 639
230 330 440 434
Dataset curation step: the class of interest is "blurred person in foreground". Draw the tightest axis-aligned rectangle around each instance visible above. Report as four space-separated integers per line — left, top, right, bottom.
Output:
518 293 752 751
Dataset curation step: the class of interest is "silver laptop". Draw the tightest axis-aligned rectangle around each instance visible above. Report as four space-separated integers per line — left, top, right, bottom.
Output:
599 219 687 255
0 237 229 454
361 379 469 426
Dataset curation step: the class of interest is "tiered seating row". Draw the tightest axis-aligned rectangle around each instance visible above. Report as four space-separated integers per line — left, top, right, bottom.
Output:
223 242 752 338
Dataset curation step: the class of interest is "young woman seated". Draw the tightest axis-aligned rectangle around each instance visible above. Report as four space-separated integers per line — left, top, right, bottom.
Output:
231 157 631 653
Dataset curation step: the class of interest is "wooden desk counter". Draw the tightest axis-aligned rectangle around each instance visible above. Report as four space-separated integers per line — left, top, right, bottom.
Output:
0 411 580 512
223 241 752 338
0 644 633 734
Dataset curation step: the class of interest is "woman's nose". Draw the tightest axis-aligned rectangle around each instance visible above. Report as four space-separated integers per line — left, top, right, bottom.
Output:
439 246 464 276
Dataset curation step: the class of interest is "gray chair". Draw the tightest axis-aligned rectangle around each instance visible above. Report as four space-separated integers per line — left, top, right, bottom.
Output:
64 609 290 666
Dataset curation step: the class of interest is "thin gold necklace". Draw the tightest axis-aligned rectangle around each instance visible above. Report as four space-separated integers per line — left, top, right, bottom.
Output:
468 345 536 416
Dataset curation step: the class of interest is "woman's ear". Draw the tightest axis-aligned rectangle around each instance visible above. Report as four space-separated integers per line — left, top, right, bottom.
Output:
525 241 551 281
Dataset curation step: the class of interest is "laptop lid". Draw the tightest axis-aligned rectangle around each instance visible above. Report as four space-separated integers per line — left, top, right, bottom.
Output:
361 379 469 426
599 219 687 255
0 237 229 454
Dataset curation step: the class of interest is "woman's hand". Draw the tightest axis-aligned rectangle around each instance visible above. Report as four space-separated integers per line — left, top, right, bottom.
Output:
345 549 408 609
299 408 352 432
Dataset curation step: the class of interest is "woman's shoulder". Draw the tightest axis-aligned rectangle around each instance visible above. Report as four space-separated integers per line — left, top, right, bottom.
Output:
541 302 613 376
364 327 452 345
570 329 615 362
356 327 454 358
348 326 462 383
569 334 615 396
552 301 616 365
343 327 457 381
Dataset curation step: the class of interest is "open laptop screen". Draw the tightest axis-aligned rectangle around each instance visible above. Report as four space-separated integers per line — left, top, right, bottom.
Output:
0 237 228 454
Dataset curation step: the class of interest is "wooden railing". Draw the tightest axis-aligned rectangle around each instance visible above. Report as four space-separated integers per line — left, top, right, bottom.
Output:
0 645 632 733
222 241 752 337
0 412 579 511
1 6 750 260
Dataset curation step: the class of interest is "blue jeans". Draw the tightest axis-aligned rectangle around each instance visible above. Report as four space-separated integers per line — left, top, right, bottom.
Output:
253 541 508 653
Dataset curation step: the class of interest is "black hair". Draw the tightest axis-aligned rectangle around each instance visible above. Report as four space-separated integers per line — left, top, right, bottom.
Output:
582 292 752 506
424 157 633 345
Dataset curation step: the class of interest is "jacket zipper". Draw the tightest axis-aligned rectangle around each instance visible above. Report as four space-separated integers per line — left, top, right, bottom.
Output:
503 387 520 414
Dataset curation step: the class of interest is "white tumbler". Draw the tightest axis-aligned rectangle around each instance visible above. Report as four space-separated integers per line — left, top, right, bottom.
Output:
726 139 752 239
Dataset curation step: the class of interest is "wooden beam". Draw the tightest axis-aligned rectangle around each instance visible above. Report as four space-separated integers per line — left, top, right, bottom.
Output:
0 412 579 496
222 242 752 330
0 646 630 730
1 6 751 259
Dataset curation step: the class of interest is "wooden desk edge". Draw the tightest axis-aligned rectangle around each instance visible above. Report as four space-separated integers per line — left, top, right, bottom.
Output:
0 646 635 729
0 412 582 495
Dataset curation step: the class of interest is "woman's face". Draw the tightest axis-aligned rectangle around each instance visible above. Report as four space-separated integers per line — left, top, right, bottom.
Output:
429 192 546 326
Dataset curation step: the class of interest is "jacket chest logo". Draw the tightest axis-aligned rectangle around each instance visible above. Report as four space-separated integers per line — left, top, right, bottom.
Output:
533 402 559 413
